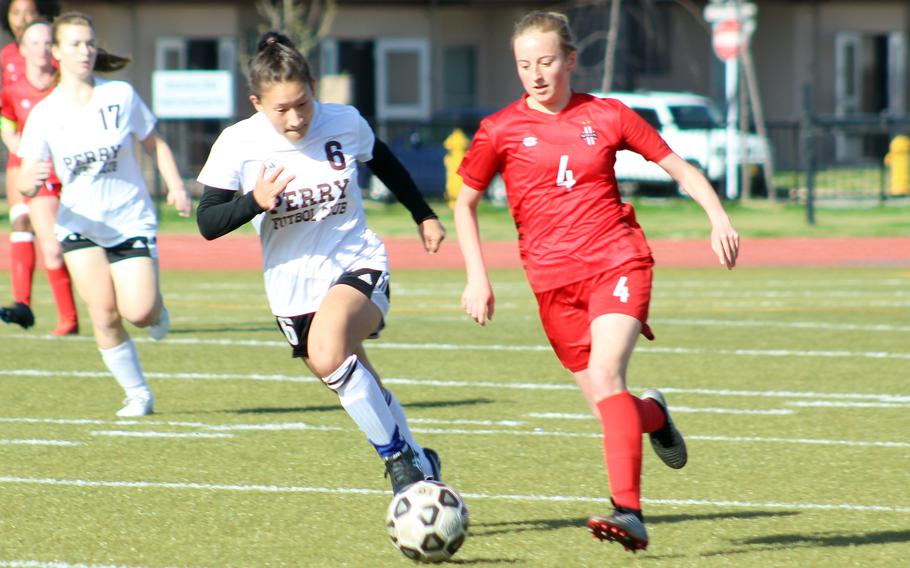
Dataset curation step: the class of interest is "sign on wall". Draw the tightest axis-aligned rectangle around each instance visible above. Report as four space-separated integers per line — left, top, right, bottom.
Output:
152 70 234 119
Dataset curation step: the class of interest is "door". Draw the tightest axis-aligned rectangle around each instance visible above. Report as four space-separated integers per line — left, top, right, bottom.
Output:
834 32 861 160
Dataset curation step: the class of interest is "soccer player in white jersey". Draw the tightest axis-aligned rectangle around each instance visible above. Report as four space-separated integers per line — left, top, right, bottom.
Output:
197 32 446 493
15 12 192 417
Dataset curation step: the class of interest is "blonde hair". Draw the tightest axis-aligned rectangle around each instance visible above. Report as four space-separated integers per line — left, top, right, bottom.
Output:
512 11 577 56
52 11 130 73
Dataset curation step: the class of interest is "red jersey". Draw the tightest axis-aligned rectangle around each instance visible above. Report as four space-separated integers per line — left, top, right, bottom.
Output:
1 42 25 88
458 92 672 292
1 73 58 177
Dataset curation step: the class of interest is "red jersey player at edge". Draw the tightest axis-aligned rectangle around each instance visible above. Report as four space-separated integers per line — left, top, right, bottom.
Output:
16 12 192 417
455 11 739 552
196 32 446 493
1 20 78 336
0 0 59 330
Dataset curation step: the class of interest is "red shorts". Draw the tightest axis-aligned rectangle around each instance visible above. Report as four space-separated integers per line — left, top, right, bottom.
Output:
24 180 62 201
534 261 654 372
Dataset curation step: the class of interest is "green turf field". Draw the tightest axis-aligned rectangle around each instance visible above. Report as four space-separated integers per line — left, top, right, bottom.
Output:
1 266 909 567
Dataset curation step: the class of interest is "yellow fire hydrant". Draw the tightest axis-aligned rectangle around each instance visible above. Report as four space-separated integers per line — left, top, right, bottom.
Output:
443 128 469 208
883 134 910 196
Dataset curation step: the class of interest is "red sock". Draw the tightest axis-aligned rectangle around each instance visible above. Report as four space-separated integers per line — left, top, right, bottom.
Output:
46 265 78 327
10 238 36 305
597 391 644 510
635 396 666 434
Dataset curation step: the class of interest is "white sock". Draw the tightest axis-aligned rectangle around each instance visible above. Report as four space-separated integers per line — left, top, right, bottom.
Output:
330 355 405 457
384 388 431 475
99 339 151 399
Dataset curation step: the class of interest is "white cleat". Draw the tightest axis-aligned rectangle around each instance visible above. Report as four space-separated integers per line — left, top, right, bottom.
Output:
148 305 170 341
116 394 155 417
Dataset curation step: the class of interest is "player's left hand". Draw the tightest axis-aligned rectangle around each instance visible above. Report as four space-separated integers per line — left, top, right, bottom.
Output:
418 217 446 254
168 187 193 217
710 217 740 269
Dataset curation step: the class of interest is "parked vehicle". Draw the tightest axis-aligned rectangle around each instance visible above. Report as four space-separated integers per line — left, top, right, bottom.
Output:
378 107 498 200
590 90 771 194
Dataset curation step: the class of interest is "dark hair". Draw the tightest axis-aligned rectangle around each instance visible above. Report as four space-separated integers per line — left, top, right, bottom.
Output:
1 0 59 36
248 31 315 97
512 10 577 56
52 11 130 73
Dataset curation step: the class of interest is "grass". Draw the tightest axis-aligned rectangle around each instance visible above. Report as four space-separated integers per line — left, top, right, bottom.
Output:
1 265 909 566
359 197 910 241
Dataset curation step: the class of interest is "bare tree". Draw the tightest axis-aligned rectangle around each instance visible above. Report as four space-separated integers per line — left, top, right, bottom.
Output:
256 0 337 58
601 0 621 92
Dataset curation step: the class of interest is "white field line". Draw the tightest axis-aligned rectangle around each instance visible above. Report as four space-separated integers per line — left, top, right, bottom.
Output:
788 401 910 409
406 427 910 448
90 430 234 439
0 417 343 432
652 317 910 333
653 290 910 299
3 369 910 404
530 406 796 418
0 562 140 568
0 475 907 514
0 439 81 446
1 416 905 449
8 334 910 362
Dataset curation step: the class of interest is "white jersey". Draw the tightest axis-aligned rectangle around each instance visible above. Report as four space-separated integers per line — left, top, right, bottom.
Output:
17 79 158 247
197 102 387 317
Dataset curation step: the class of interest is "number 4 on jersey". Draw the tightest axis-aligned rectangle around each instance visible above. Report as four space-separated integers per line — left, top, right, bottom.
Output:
556 155 576 191
613 276 630 303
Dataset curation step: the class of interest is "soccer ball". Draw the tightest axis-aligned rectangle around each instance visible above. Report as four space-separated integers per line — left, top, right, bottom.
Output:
386 480 469 563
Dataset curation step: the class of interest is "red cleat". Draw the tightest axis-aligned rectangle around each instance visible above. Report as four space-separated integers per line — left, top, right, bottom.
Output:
51 321 79 336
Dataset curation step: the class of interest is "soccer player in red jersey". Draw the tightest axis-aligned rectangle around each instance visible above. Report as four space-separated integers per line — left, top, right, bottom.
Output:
0 0 59 330
455 11 740 552
1 19 77 335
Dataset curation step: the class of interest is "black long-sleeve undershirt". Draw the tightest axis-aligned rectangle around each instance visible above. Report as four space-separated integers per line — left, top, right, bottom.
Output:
368 138 437 225
196 138 438 240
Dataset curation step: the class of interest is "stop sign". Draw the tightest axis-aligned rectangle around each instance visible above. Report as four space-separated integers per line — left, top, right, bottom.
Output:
712 18 742 61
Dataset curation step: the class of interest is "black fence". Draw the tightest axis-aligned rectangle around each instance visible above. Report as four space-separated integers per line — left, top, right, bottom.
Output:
4 108 907 219
766 114 910 206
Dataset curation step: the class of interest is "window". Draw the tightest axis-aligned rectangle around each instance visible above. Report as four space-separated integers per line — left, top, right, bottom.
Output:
442 46 477 109
375 39 430 121
631 108 662 130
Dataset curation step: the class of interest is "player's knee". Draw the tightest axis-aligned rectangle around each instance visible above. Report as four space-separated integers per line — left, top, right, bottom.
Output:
128 306 158 328
87 304 121 330
590 366 626 395
10 204 32 231
41 242 64 269
307 339 349 378
316 353 359 391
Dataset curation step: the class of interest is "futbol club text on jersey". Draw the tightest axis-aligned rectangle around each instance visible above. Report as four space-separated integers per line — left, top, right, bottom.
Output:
62 144 122 178
268 176 350 230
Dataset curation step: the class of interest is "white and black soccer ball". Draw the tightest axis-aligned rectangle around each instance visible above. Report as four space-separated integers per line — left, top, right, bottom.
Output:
386 480 469 563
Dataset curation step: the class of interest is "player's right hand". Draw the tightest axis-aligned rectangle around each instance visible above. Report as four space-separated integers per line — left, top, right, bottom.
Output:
253 163 295 210
18 160 51 197
461 280 494 326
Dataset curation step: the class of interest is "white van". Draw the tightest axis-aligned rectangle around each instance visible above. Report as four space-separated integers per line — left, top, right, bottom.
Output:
590 90 770 192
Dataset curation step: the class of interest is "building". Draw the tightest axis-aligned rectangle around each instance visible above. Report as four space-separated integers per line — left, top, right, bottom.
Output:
3 0 907 185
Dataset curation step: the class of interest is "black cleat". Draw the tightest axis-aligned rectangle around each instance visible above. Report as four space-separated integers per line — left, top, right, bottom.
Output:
642 389 688 469
0 302 34 329
588 500 649 552
423 447 442 481
384 445 426 494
